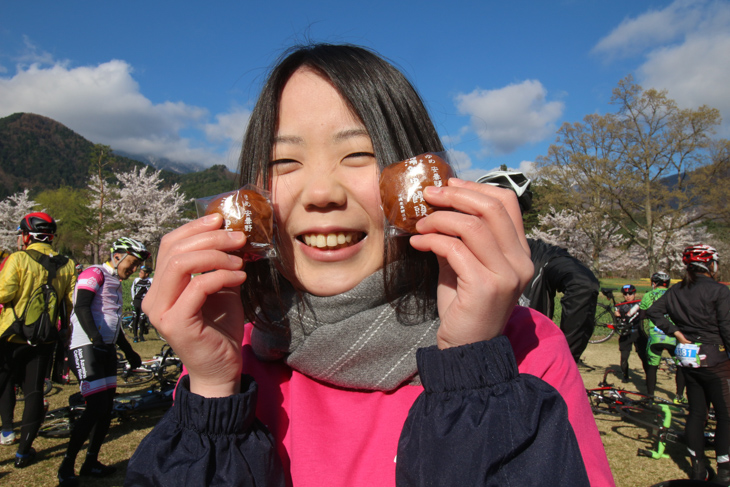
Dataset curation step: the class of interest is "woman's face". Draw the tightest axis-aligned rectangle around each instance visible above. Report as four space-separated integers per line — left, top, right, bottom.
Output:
270 68 385 296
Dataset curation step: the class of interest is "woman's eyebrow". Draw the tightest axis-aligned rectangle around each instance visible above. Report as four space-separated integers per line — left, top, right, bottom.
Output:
333 128 370 142
273 134 304 145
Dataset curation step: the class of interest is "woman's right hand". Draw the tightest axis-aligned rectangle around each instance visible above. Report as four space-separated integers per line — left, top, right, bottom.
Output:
674 331 692 345
142 213 248 397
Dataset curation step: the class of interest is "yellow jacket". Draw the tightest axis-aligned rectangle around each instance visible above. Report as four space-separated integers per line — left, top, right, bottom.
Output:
0 242 77 343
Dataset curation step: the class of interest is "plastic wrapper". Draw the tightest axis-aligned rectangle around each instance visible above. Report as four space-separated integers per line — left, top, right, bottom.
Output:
195 185 276 261
379 152 455 236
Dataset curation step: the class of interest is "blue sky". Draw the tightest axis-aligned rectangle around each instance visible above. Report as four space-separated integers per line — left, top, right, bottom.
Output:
1 0 729 181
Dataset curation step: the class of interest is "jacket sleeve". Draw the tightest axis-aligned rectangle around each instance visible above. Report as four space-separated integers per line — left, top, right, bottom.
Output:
545 254 599 357
715 286 730 350
646 291 679 336
74 289 104 345
396 336 590 486
0 253 20 305
125 374 285 487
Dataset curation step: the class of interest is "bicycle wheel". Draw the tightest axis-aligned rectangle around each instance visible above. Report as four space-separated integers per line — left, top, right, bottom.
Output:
38 417 73 437
587 389 622 416
590 306 616 344
121 311 135 339
150 324 166 342
618 403 686 435
38 406 81 438
118 368 155 387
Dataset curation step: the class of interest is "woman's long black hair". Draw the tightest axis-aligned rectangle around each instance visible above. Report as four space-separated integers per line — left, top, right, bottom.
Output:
239 43 444 325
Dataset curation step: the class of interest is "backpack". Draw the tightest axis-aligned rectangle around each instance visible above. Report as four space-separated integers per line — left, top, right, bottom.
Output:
5 250 68 345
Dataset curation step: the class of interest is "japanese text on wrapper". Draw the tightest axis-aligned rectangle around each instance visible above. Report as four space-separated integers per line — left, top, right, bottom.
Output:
242 194 253 234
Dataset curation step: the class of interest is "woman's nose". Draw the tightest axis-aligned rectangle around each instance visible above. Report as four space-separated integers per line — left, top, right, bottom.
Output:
300 166 347 210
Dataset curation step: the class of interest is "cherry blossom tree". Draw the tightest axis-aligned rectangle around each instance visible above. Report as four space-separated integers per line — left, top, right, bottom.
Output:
528 207 628 277
536 76 724 274
529 207 713 278
107 166 189 263
0 190 39 252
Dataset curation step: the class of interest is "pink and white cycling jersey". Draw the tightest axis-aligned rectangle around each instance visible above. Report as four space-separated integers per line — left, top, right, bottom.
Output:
69 263 123 348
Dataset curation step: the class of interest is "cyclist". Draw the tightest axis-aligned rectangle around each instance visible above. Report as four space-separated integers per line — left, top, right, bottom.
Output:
476 170 600 362
614 284 648 383
57 237 148 486
638 272 686 401
0 213 76 467
130 265 153 342
647 244 730 483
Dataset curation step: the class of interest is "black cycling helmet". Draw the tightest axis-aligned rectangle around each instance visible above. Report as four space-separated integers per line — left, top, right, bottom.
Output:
140 265 151 272
19 212 56 242
476 170 533 213
650 271 670 287
622 284 636 295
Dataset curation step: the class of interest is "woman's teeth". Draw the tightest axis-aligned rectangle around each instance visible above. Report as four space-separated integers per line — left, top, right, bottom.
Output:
303 232 359 249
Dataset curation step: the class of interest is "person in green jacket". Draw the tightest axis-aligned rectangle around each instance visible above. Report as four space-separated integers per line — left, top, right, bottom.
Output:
638 271 686 401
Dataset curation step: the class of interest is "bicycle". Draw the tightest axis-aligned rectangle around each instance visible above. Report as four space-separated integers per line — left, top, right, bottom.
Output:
38 372 177 438
121 308 166 341
587 368 683 416
117 343 182 388
590 288 639 344
587 369 715 460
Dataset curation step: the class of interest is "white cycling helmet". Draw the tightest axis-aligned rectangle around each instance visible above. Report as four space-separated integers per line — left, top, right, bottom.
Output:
476 170 533 213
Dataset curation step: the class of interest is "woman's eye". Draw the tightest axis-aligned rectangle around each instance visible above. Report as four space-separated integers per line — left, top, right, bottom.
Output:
343 152 376 166
270 159 300 175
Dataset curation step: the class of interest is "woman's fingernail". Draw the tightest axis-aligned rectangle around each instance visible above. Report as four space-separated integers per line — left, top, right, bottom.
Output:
204 213 220 223
425 185 443 195
227 231 244 241
448 177 465 186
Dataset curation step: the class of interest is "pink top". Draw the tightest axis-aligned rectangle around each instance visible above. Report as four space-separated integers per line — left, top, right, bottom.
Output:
230 306 615 487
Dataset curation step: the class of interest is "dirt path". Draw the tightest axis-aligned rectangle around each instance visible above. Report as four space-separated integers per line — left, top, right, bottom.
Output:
580 340 697 486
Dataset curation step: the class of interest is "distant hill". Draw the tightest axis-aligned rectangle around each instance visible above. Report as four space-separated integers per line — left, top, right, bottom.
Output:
115 150 207 174
0 113 238 203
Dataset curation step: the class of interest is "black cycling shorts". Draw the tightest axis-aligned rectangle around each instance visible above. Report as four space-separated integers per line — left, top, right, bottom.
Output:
69 344 117 397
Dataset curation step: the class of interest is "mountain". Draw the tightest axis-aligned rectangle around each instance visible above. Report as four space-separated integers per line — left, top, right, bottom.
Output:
115 150 207 174
0 113 145 198
0 113 238 202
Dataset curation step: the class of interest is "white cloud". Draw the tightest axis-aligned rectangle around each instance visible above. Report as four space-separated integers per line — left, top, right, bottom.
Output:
0 56 248 169
455 80 564 156
204 108 251 143
519 160 535 177
18 35 56 66
592 0 705 59
443 149 475 180
594 0 730 135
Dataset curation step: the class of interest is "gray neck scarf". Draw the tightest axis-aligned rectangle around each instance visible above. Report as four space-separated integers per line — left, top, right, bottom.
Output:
251 270 439 391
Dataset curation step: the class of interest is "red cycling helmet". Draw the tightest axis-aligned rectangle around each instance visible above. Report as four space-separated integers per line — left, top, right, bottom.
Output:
19 212 56 243
682 244 719 266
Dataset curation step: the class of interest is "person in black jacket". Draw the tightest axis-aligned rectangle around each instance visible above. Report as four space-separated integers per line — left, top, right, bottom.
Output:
477 171 600 362
130 265 153 342
647 244 730 484
613 284 648 383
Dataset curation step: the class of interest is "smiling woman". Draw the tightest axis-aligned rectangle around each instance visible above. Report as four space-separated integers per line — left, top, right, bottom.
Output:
126 43 614 487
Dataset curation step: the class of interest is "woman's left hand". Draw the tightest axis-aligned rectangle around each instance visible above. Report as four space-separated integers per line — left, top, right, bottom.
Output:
409 178 533 349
